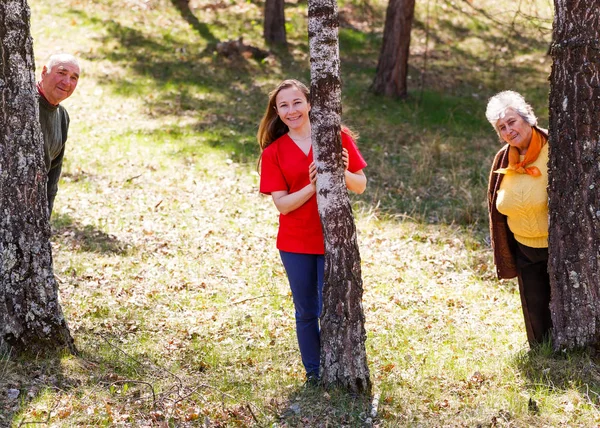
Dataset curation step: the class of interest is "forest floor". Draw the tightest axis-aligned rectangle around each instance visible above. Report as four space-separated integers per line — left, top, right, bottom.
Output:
3 0 600 426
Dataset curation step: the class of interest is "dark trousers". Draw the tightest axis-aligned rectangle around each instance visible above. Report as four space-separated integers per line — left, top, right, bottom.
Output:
279 251 325 377
515 243 552 346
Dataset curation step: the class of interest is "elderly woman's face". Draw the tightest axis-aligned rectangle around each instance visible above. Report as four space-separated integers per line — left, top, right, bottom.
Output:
496 108 533 152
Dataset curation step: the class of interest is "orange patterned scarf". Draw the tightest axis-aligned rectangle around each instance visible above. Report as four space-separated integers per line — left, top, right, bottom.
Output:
494 127 546 177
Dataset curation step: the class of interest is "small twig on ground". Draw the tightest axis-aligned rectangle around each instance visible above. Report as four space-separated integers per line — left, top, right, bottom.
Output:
582 383 600 405
202 383 235 400
98 333 185 398
97 335 239 419
170 386 206 407
110 380 156 408
246 403 259 425
18 393 61 427
125 174 143 183
154 365 184 396
231 294 279 305
98 334 148 370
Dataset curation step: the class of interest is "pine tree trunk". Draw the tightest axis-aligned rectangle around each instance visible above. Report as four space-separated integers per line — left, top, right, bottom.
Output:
547 1 600 350
370 0 415 98
264 0 287 46
0 0 76 355
308 0 371 394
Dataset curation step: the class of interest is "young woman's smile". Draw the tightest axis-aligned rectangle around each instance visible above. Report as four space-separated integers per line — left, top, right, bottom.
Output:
276 87 311 131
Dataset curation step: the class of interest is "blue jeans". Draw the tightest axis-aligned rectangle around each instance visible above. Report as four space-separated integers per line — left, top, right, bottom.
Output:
279 251 325 378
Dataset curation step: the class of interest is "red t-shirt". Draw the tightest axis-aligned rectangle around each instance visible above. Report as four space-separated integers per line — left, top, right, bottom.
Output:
260 131 367 254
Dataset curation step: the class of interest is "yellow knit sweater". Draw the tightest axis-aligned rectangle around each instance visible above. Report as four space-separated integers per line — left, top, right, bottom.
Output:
496 143 549 248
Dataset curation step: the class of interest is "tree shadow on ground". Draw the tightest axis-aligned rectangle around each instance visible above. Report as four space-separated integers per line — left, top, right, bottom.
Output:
71 11 277 164
52 213 130 255
278 384 373 426
40 329 241 425
0 332 190 426
169 0 219 44
514 344 600 410
0 350 79 427
67 1 551 225
76 10 501 225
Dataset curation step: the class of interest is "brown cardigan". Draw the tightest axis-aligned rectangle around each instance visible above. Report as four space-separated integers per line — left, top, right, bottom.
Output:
487 127 548 279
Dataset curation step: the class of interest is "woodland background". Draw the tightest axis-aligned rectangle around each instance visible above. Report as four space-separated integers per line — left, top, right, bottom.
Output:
4 0 598 426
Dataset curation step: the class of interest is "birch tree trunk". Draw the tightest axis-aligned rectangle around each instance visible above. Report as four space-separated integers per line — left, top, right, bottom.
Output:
0 0 76 355
264 0 287 46
370 0 416 98
548 1 600 350
308 0 371 394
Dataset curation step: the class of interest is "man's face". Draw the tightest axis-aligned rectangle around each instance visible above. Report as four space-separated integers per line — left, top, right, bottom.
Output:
40 61 80 105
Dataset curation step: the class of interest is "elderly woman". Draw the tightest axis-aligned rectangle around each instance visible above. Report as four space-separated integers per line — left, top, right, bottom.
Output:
486 90 552 346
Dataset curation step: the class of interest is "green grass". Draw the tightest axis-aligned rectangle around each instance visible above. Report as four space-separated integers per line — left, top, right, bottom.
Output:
4 0 600 426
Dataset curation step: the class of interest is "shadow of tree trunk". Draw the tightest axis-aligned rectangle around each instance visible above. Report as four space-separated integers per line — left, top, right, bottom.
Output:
170 0 219 44
0 351 75 427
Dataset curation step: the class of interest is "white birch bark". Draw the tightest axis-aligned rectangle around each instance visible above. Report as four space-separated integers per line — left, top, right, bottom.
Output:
308 0 371 394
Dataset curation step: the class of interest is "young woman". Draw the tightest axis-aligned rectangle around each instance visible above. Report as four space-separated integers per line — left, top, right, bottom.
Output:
257 79 367 383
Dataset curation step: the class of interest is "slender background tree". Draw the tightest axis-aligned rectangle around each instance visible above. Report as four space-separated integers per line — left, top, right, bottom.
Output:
370 0 416 98
307 0 371 393
264 0 287 46
0 0 75 355
548 1 600 350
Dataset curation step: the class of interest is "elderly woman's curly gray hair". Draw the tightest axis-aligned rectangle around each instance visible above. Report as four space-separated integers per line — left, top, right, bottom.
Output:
485 91 537 137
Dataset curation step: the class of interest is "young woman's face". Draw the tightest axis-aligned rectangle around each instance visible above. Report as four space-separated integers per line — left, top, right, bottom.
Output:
496 108 533 152
275 86 311 131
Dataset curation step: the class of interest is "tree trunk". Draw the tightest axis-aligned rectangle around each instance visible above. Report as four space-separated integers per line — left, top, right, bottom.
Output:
548 1 600 350
264 0 287 46
0 0 76 355
370 0 415 98
308 0 371 394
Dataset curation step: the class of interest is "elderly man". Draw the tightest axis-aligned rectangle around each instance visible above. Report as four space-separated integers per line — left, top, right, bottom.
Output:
37 53 80 215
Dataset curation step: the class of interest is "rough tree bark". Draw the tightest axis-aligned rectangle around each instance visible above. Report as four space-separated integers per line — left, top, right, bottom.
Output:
370 0 416 98
264 0 287 46
0 0 75 355
307 0 371 394
548 1 600 350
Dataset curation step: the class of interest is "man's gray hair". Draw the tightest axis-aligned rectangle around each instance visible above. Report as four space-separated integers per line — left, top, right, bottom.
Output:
46 53 80 71
485 91 537 134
